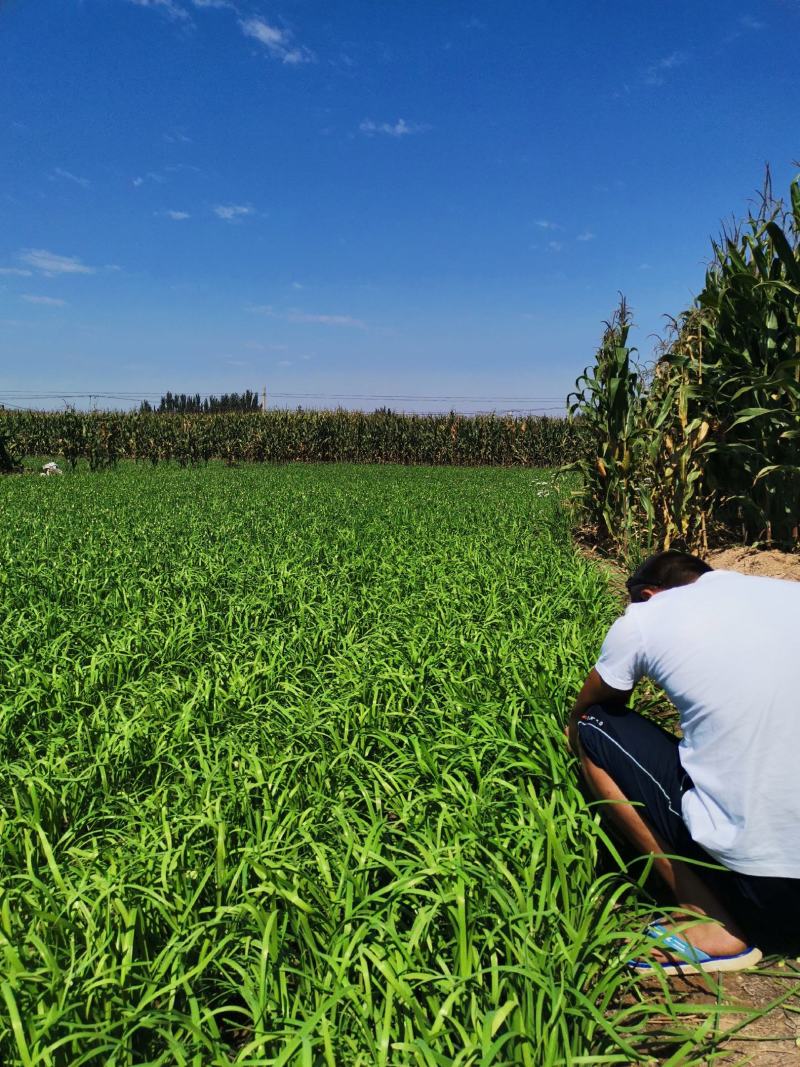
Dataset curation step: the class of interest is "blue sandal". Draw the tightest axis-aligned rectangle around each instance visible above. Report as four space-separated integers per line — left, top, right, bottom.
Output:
630 923 762 976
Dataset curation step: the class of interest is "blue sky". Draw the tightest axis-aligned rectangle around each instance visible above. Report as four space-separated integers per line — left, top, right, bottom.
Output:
1 0 798 414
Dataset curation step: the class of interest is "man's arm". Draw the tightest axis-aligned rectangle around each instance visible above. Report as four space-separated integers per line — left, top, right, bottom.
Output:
567 668 632 753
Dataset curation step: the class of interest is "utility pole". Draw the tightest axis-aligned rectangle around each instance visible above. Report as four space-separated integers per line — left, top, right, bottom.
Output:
261 384 267 412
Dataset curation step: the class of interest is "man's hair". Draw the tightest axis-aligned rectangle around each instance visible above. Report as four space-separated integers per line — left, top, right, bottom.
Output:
625 550 712 602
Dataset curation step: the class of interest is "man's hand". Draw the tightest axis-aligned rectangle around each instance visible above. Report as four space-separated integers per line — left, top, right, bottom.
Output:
566 668 632 754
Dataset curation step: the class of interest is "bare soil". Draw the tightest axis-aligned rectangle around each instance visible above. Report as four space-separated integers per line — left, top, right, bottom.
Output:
707 545 800 583
582 542 800 588
647 966 800 1064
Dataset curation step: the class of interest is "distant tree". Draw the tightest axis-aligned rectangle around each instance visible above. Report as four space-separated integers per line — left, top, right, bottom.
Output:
140 390 260 414
206 390 260 413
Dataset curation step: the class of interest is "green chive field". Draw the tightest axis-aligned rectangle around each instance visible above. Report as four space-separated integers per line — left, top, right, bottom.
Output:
0 464 749 1064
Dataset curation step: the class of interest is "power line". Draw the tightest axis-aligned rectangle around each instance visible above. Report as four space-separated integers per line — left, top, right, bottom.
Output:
272 393 565 403
0 390 565 403
1 399 565 412
0 389 568 419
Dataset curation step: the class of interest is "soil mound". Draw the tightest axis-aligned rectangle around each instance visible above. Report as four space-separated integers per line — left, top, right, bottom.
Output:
707 546 800 583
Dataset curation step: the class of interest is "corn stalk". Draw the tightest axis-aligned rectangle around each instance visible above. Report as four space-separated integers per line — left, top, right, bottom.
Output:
654 170 800 547
567 297 646 549
570 169 800 553
0 409 583 469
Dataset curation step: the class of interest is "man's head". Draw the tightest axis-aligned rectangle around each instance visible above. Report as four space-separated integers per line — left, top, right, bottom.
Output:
625 550 713 603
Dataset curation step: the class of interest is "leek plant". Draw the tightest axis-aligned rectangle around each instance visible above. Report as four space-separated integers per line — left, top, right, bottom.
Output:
0 463 763 1065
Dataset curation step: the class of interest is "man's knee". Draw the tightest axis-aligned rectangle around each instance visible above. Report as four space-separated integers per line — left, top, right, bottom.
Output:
568 703 611 757
571 703 628 769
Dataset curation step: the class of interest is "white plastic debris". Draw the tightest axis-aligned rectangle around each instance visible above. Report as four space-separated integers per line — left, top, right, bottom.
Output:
40 461 64 476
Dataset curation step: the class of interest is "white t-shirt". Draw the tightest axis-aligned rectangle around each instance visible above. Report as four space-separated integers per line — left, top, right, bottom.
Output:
595 570 800 877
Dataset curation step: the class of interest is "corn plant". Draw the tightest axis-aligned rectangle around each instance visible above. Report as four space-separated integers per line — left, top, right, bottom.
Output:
0 410 582 470
639 313 715 551
567 296 646 549
685 171 800 545
571 170 800 553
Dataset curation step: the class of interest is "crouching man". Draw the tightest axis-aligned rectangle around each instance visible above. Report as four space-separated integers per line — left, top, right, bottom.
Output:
569 550 800 974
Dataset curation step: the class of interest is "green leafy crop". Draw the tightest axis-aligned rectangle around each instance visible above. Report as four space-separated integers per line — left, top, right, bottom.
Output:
0 464 761 1064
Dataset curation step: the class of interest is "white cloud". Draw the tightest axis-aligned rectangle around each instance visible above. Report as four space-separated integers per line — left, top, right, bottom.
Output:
0 267 32 276
22 294 67 306
213 203 254 221
132 171 166 187
53 168 90 188
163 210 191 220
277 359 293 366
163 131 192 144
724 13 766 43
645 50 688 85
20 249 95 276
658 50 687 69
577 231 596 242
248 305 367 329
282 48 314 65
131 0 314 62
239 17 314 64
127 0 190 21
240 16 283 46
548 240 564 252
535 219 561 230
244 339 288 351
359 118 430 137
287 310 367 329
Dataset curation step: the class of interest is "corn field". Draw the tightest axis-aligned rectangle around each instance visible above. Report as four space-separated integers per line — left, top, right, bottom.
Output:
2 462 777 1065
0 409 580 471
570 170 800 552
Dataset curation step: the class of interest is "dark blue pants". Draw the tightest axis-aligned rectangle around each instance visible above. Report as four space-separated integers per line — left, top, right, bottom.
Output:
577 703 800 953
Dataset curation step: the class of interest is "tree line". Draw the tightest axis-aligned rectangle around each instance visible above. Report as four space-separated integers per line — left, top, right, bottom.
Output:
139 390 261 414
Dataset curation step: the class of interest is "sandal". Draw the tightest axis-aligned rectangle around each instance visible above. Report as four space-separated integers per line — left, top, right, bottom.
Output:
630 922 763 976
